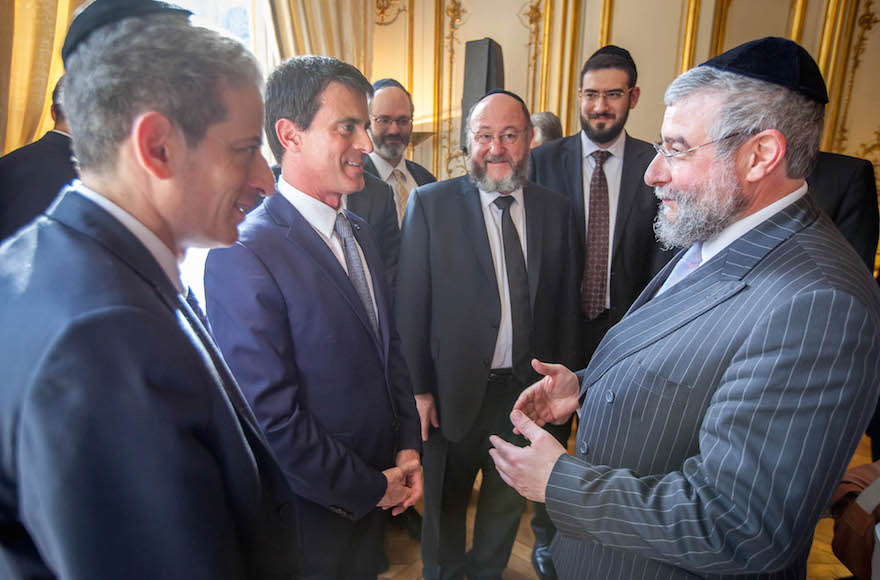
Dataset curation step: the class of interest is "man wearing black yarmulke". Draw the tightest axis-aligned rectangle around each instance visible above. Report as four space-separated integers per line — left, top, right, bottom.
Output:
0 1 298 578
490 37 880 580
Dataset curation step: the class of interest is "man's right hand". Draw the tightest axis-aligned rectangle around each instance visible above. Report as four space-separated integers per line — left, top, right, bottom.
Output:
414 393 439 441
513 359 580 431
378 459 420 514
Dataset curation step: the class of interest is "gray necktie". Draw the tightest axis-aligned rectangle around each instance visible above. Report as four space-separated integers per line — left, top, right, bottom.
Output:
334 212 379 338
493 195 532 381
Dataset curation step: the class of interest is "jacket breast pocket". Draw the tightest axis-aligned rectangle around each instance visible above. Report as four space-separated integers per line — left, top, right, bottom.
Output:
623 360 692 423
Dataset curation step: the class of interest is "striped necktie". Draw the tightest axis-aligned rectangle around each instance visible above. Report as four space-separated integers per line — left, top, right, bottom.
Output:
390 168 409 224
334 212 380 338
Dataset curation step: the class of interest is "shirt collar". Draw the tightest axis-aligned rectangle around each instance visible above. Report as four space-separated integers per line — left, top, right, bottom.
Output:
700 182 809 263
50 129 72 138
72 180 184 293
479 187 525 210
581 129 626 160
276 176 344 239
368 151 405 181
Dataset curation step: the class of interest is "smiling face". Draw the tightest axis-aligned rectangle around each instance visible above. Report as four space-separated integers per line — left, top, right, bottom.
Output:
173 82 274 249
368 85 413 163
293 81 373 206
578 67 639 147
645 92 749 249
466 93 532 194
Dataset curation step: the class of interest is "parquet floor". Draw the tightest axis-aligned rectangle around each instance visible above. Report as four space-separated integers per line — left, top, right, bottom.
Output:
379 436 873 580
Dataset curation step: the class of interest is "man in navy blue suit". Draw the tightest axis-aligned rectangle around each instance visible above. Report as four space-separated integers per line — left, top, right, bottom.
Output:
0 2 298 578
205 55 422 580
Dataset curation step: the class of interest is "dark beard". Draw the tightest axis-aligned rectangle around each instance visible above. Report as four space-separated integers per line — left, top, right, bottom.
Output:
581 108 628 145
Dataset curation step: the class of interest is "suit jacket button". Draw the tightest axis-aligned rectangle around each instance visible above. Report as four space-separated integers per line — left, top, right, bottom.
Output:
605 390 614 403
482 359 490 367
579 441 589 455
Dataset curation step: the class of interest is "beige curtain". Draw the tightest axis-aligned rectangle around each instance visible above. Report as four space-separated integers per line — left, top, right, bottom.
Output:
1 0 86 155
268 0 373 78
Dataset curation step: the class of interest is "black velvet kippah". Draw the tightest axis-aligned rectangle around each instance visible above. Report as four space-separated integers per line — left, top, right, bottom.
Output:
477 89 528 110
589 45 636 70
62 0 192 65
699 36 828 104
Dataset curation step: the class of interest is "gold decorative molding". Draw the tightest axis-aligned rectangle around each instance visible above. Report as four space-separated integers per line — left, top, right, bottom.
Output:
789 0 808 43
406 0 414 93
599 0 614 47
520 0 544 110
376 0 406 26
680 0 701 73
553 0 570 117
710 0 732 57
835 0 879 152
562 0 582 135
819 0 859 151
538 0 553 112
432 0 444 176
442 0 468 177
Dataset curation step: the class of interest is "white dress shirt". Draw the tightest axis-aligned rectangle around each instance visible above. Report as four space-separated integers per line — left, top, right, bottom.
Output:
74 180 184 294
581 130 626 309
479 188 527 370
277 177 378 320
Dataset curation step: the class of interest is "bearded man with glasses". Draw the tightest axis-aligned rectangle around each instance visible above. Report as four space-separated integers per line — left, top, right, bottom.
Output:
490 37 880 580
526 43 675 580
396 89 583 580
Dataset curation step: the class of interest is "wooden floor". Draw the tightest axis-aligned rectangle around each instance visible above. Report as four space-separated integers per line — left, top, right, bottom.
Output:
380 436 873 580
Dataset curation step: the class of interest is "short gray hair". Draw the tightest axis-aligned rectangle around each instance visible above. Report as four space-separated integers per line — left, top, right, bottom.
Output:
664 66 825 179
265 56 373 163
64 14 262 173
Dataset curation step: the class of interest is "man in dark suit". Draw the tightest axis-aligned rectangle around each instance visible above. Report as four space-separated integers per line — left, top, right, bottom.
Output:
347 172 401 286
807 151 878 272
396 90 583 580
0 3 298 578
204 55 421 580
364 78 436 221
0 76 77 242
526 45 673 578
491 37 880 580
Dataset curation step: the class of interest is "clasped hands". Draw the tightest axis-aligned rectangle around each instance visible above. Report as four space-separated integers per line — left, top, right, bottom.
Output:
488 359 581 502
379 448 423 515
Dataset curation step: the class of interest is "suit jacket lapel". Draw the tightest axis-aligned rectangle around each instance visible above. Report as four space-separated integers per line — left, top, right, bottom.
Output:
581 193 821 395
523 184 543 310
265 193 384 357
458 180 498 290
350 209 391 356
562 136 586 246
49 189 273 449
613 134 648 258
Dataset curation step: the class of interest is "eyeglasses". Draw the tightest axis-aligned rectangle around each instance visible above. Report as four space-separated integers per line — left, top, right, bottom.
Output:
370 115 413 128
651 132 746 163
580 87 633 102
471 131 525 146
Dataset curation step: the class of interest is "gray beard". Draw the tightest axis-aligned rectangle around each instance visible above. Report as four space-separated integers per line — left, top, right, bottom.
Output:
373 139 405 162
467 155 529 194
653 158 748 250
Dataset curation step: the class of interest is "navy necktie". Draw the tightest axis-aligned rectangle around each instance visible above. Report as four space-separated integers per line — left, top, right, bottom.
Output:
494 195 532 381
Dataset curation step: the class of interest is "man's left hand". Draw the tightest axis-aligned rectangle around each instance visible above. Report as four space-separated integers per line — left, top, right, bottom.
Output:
489 410 567 503
394 448 423 514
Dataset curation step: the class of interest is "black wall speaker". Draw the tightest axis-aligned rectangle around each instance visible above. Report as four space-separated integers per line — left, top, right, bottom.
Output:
459 38 504 151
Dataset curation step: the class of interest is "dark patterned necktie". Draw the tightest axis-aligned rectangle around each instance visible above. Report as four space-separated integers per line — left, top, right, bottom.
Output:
583 150 612 319
334 212 380 338
494 195 532 380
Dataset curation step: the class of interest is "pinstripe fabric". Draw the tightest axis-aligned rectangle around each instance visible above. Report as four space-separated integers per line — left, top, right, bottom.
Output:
545 194 880 579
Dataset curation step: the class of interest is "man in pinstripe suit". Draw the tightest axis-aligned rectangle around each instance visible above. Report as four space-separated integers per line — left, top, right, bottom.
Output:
489 37 880 579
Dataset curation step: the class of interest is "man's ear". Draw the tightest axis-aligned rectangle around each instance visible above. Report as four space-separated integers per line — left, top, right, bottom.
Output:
742 129 786 183
275 118 305 153
628 86 641 109
131 111 176 179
